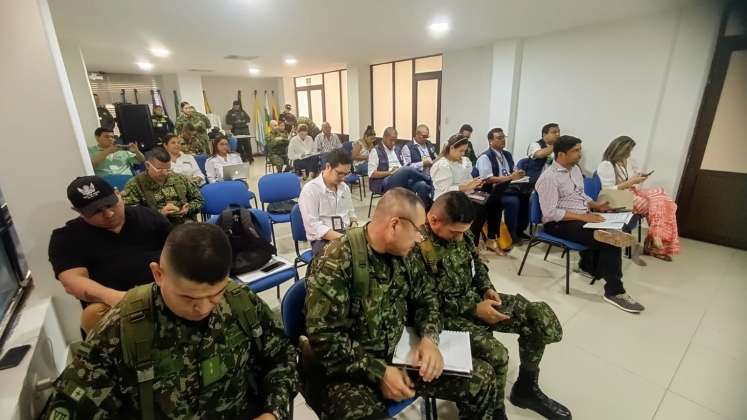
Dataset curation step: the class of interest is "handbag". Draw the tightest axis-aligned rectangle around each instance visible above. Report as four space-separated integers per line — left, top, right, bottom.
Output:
598 189 634 210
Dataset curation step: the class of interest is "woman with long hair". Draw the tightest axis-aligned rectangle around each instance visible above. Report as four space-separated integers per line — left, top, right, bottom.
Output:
351 125 376 176
204 134 242 183
598 136 679 261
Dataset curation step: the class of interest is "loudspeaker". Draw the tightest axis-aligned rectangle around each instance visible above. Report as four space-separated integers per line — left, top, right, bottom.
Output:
114 103 156 151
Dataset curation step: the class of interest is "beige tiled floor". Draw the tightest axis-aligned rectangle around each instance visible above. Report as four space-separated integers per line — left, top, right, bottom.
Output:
245 157 747 420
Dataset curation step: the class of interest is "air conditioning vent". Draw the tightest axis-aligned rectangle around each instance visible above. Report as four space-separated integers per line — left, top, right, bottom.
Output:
187 69 214 72
224 55 259 61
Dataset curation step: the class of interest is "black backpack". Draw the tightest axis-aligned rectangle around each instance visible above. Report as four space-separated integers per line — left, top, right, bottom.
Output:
217 207 275 275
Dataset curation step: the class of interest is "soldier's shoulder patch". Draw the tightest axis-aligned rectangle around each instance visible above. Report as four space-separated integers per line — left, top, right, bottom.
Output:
47 404 72 420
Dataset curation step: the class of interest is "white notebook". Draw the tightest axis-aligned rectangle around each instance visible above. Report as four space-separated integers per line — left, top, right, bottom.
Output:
392 327 473 377
583 212 633 230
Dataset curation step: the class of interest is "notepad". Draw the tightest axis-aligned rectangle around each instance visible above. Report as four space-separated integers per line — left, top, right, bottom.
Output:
392 327 473 377
583 212 633 230
510 176 530 184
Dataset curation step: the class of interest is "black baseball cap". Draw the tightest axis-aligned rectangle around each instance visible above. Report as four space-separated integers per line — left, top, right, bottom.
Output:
66 176 119 217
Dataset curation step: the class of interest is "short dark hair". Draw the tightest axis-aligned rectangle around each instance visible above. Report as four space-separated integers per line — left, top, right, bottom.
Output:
180 123 195 133
325 148 353 168
487 127 504 141
459 124 473 133
145 147 170 163
94 127 113 137
542 123 559 135
553 135 582 155
433 191 476 224
163 224 232 284
180 101 189 109
164 133 179 144
232 100 240 106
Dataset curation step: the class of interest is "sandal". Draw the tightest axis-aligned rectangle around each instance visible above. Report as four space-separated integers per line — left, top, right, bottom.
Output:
485 239 508 256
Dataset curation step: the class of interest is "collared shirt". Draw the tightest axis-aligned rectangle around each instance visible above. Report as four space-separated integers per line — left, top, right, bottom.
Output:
401 140 434 169
475 148 510 179
367 144 401 177
314 133 342 153
170 152 205 186
535 161 591 223
204 153 243 183
287 135 316 161
596 158 640 189
87 145 137 176
430 157 474 199
298 175 357 241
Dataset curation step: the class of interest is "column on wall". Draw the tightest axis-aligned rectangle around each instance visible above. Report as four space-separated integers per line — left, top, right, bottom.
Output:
59 42 100 146
346 64 372 140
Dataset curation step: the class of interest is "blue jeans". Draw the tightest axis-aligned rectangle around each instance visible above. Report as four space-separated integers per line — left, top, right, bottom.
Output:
498 193 530 241
370 167 434 209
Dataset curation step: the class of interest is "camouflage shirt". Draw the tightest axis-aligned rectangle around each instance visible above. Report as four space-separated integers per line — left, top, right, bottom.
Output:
304 226 442 386
416 225 495 321
175 112 211 155
266 131 289 168
41 282 299 420
122 173 204 225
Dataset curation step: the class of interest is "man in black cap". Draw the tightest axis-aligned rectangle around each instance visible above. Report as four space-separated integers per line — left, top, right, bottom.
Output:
225 100 253 162
48 176 171 333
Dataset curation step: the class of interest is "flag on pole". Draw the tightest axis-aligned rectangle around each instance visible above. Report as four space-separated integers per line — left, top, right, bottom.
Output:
263 91 272 135
271 91 279 121
254 92 265 147
202 90 212 114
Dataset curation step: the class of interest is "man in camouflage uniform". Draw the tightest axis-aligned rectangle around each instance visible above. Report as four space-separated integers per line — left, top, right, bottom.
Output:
266 123 290 172
304 188 501 420
175 103 211 155
295 116 320 139
177 123 206 156
278 104 296 135
151 105 175 145
40 223 299 420
122 148 204 225
415 191 572 420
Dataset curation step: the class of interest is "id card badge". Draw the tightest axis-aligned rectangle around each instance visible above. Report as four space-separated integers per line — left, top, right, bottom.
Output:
331 216 345 233
200 355 227 387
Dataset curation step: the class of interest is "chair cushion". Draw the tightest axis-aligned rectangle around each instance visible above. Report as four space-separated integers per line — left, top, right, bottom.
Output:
386 398 418 416
299 249 314 264
268 213 291 223
535 231 589 251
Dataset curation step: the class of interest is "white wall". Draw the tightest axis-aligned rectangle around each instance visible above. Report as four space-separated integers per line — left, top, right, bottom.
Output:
175 72 205 113
59 43 99 146
347 64 372 140
200 75 283 128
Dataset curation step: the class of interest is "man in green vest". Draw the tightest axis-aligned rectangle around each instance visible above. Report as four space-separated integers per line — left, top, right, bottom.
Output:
175 103 211 155
40 223 299 419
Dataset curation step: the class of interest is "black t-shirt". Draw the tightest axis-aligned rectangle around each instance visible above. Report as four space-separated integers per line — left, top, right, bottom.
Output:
48 206 171 298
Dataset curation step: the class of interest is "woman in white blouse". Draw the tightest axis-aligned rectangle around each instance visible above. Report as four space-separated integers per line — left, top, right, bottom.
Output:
430 134 493 247
597 136 679 261
287 123 319 179
205 134 243 183
164 134 205 186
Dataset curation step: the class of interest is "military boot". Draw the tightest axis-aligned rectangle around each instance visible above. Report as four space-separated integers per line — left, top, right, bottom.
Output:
509 367 572 419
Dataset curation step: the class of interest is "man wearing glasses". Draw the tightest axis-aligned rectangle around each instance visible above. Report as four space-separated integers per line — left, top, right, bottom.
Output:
298 149 358 256
304 188 500 419
122 148 204 225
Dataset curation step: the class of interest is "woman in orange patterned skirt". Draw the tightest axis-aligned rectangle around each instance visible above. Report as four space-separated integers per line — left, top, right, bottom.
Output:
597 136 680 261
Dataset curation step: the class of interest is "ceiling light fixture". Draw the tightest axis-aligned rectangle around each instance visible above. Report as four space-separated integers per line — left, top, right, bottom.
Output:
249 67 260 75
428 21 450 37
149 47 171 58
136 61 154 71
284 57 298 65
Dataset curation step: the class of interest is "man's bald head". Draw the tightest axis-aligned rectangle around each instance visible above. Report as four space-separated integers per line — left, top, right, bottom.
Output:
372 187 424 221
368 188 426 256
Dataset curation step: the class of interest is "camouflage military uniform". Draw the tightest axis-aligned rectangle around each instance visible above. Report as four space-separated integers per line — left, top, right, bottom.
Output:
122 172 204 225
266 129 290 172
175 111 211 155
40 281 299 419
304 226 500 419
416 225 563 410
295 116 320 138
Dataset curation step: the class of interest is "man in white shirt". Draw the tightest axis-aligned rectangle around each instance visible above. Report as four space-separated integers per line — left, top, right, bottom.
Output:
314 122 342 153
299 149 357 256
401 124 437 171
368 127 435 208
288 123 320 179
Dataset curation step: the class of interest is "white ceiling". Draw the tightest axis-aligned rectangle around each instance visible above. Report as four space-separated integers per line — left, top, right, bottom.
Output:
50 0 690 78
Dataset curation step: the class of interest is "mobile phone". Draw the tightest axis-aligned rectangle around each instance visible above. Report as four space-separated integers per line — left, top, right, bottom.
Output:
644 170 655 176
608 206 627 213
0 345 31 370
260 261 284 273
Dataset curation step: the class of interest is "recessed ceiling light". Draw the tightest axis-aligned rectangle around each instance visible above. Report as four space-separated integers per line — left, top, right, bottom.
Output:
249 67 260 75
149 47 171 58
136 61 154 71
284 57 298 65
428 21 450 37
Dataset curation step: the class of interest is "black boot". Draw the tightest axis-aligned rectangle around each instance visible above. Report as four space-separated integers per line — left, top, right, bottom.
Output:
509 367 572 419
494 406 508 420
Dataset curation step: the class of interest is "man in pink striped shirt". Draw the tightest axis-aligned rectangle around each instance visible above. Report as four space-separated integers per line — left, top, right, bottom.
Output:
535 136 644 313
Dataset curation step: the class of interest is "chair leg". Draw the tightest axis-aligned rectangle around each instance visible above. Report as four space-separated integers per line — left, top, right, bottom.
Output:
638 222 642 242
276 285 280 300
544 244 552 261
560 249 567 259
270 223 277 246
430 396 438 420
517 240 534 275
252 196 258 209
368 193 375 218
565 247 571 294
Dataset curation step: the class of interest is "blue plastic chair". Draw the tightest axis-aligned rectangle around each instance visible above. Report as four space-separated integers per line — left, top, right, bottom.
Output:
290 205 313 281
101 174 132 192
258 173 302 245
194 154 208 178
585 173 641 258
200 180 258 217
280 279 435 419
517 192 590 294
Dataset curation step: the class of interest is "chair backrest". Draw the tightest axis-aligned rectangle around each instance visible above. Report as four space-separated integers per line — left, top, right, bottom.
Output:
194 154 208 178
584 173 602 200
290 204 307 242
342 141 353 155
281 279 307 343
258 172 302 204
200 181 251 215
530 191 543 225
102 174 132 191
515 157 530 171
228 136 238 152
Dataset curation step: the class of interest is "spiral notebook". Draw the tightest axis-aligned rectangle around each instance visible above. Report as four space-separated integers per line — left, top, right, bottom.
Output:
392 327 473 377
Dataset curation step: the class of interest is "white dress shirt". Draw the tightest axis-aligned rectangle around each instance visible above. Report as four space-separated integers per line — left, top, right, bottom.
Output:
288 135 316 161
401 141 435 170
476 148 510 179
597 159 640 189
204 153 242 183
367 144 402 177
170 153 205 185
314 133 342 153
298 174 357 241
430 157 474 199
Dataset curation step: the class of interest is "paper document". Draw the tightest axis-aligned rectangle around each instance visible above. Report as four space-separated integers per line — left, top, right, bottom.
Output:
392 327 473 377
510 176 530 184
234 256 293 283
583 212 633 230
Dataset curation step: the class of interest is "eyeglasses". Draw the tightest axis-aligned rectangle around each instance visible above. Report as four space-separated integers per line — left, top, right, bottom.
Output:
397 217 425 242
147 161 171 173
332 168 350 177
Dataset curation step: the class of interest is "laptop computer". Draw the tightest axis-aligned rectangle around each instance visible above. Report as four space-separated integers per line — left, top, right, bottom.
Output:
222 163 251 181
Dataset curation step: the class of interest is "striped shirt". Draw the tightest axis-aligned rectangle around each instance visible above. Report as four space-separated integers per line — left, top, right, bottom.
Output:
535 161 591 223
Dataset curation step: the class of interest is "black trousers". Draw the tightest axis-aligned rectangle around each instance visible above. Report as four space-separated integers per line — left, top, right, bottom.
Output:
543 221 626 296
293 156 321 175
